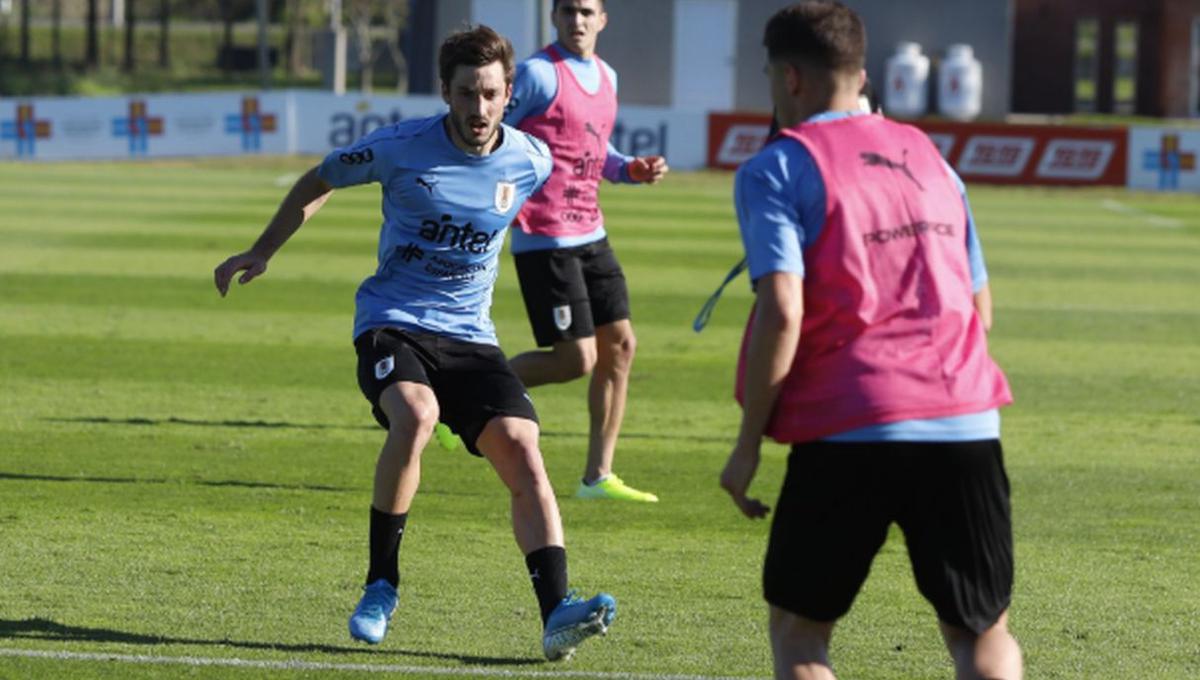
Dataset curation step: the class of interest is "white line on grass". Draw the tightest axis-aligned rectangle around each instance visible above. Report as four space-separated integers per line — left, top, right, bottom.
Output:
1100 199 1183 228
0 648 766 680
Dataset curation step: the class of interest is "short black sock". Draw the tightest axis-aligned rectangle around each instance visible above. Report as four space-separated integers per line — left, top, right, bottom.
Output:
525 546 569 625
366 507 407 587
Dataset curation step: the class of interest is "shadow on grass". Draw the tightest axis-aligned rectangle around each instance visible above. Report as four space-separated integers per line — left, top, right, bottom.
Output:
44 416 378 432
0 472 351 493
44 415 731 444
0 617 541 666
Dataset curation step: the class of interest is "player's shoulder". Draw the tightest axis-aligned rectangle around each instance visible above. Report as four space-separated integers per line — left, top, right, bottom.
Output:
515 52 557 84
385 114 446 144
739 134 815 182
595 54 618 88
503 124 554 176
506 124 552 159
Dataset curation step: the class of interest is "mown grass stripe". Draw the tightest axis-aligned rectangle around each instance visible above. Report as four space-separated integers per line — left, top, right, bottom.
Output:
0 647 767 679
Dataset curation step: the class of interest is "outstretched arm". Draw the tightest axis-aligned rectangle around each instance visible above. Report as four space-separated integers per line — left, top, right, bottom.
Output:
214 166 333 297
719 271 803 519
603 141 669 184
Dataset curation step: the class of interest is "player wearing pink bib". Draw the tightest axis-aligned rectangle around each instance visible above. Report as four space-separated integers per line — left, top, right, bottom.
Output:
504 0 668 503
720 4 1023 679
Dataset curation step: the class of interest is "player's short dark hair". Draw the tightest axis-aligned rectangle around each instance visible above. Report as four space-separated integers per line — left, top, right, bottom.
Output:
552 0 605 10
438 25 515 87
763 1 865 74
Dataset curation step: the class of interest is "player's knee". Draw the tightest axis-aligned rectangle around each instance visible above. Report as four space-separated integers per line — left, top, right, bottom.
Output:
597 322 636 371
944 614 1022 680
554 340 596 378
381 386 439 438
769 607 833 663
610 330 636 368
493 425 552 494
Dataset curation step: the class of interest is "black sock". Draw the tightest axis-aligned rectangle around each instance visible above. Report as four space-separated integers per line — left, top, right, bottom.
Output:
525 546 569 625
366 507 407 587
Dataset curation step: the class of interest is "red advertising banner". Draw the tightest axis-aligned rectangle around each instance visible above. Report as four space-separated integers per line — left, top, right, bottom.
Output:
707 113 1129 187
707 112 772 170
919 121 1127 186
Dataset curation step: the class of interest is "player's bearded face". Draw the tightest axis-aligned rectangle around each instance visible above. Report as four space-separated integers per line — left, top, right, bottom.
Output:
443 61 511 153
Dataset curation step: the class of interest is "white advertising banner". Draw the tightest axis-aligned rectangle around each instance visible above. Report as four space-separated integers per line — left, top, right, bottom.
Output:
610 105 707 171
290 92 446 154
1127 127 1200 192
0 91 710 170
0 92 291 160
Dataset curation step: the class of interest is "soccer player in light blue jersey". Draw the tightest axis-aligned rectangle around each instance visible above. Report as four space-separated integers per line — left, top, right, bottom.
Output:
719 4 1021 678
213 25 615 662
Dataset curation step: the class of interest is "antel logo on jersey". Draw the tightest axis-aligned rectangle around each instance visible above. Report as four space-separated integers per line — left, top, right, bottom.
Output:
1035 139 1115 180
716 124 771 166
956 135 1036 177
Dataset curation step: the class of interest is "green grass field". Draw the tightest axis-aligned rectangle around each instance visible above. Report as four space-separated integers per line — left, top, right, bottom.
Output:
1 159 1198 679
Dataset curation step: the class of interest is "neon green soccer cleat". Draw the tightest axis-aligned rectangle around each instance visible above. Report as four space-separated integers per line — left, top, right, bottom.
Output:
433 422 458 451
575 474 658 502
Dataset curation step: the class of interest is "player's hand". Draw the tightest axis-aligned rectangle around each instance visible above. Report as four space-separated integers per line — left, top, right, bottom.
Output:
720 441 771 519
628 155 669 184
214 251 268 297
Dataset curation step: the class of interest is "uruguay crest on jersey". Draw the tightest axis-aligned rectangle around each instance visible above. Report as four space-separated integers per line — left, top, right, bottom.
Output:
495 181 517 213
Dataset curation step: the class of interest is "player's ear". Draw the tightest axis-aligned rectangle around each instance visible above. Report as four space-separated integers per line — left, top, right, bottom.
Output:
440 81 451 105
597 9 607 32
784 62 801 96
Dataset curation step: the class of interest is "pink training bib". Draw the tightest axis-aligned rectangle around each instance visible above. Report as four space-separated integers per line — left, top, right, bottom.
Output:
736 114 1012 443
515 44 617 238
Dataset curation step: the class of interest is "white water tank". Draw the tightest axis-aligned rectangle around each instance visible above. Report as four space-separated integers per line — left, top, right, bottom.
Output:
884 42 930 118
938 44 983 121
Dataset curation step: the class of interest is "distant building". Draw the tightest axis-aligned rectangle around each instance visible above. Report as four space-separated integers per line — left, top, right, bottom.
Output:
405 0 1014 120
401 0 1199 120
1013 0 1200 118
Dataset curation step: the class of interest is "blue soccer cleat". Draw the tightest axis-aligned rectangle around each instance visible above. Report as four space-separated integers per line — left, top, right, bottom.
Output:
542 591 617 661
348 579 398 644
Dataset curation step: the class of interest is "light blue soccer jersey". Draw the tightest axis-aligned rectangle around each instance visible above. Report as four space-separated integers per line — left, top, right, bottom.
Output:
317 114 553 345
503 42 636 254
734 110 999 442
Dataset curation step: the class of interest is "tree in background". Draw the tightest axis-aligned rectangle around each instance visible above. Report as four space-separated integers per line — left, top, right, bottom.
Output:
159 0 171 68
343 0 409 93
284 0 325 77
284 0 303 75
214 0 257 73
86 0 99 69
51 0 63 69
216 0 236 72
123 0 136 73
18 0 29 65
381 0 408 92
345 0 376 94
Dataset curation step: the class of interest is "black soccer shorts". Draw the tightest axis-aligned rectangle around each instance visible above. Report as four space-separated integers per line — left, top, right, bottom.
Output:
762 439 1014 635
354 327 538 456
512 237 631 347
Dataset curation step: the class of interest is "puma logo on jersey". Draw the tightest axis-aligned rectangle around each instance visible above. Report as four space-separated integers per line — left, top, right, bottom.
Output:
860 149 925 191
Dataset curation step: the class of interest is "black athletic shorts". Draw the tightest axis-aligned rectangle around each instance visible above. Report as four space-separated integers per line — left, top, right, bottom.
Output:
512 237 631 347
763 439 1013 635
354 327 538 457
